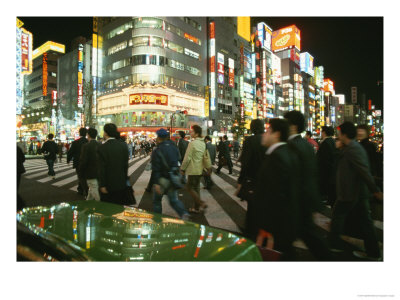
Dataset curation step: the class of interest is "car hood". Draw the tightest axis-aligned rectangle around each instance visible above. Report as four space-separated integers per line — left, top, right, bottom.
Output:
17 201 262 261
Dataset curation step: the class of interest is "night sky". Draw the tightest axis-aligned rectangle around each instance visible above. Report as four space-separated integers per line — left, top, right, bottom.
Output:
18 16 383 110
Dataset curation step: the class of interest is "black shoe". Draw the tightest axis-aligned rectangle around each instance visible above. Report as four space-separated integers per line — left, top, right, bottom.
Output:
229 172 233 175
145 188 152 193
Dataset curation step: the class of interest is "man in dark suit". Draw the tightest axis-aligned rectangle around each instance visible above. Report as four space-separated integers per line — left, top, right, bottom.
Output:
236 119 265 241
284 111 333 261
79 128 101 201
98 123 129 205
330 122 383 260
316 126 337 207
203 136 216 189
67 127 88 196
176 131 188 163
254 118 300 260
17 145 26 211
41 133 58 180
216 135 233 174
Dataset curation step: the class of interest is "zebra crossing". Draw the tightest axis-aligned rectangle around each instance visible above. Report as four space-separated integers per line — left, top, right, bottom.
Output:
21 155 383 257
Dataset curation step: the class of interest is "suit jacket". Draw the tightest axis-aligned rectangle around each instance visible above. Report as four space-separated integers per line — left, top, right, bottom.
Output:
41 140 58 161
98 138 129 192
255 144 300 240
17 145 26 175
79 140 100 179
218 140 230 159
181 138 211 175
177 138 189 162
206 142 217 165
336 140 379 203
238 134 265 184
287 135 322 213
316 137 337 194
67 137 88 169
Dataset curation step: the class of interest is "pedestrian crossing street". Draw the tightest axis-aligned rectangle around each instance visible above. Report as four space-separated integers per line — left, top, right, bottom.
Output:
22 156 383 256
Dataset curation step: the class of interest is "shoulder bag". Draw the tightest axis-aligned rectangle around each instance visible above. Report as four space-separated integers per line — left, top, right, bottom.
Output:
157 150 184 190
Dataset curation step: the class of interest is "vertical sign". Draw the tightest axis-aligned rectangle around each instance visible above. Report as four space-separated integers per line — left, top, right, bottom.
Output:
209 21 216 111
228 58 235 87
42 53 48 96
217 52 224 84
52 90 58 106
21 29 33 75
204 86 210 117
77 44 84 108
368 99 372 111
351 87 357 104
16 27 22 115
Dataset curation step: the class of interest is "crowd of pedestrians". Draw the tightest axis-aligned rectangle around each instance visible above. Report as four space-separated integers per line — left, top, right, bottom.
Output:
17 110 383 261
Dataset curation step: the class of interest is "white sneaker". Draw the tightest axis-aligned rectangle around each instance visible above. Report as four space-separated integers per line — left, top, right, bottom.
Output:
353 250 382 261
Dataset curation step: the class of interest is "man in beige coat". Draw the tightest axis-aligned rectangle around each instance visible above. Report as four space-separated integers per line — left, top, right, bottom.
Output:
181 125 212 213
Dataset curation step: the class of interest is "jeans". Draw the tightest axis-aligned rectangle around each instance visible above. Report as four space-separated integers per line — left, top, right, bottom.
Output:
129 148 133 160
46 159 55 176
86 178 101 201
152 188 188 218
328 197 380 257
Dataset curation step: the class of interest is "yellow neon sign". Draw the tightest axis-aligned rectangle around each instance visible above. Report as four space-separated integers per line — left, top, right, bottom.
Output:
33 41 65 60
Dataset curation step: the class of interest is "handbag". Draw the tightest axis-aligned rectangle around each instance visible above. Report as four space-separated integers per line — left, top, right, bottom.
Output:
157 150 184 190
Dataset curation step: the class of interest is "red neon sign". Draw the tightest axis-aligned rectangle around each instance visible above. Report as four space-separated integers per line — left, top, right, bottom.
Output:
42 53 48 96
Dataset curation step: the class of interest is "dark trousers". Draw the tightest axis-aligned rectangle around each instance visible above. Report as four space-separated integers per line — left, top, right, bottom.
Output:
100 189 128 205
216 156 233 173
233 150 239 158
76 169 88 196
17 173 24 211
329 197 380 257
203 173 214 189
244 198 258 242
46 159 55 176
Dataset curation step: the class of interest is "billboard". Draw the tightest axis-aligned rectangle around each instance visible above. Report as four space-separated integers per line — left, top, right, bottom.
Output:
271 25 301 53
300 52 314 76
323 79 334 93
77 44 84 108
228 58 235 87
204 86 209 117
237 17 251 42
217 53 224 84
42 53 48 96
21 28 33 75
314 66 324 88
271 53 281 84
209 21 216 111
129 93 168 105
336 94 345 105
16 27 22 115
33 41 65 60
257 22 272 51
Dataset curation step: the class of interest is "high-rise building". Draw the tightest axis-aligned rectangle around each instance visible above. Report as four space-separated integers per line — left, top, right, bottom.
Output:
95 17 208 139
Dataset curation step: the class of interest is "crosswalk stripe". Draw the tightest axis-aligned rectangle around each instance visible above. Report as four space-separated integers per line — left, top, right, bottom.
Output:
216 166 239 181
133 168 151 207
70 185 78 192
25 165 71 178
38 168 76 183
128 157 150 176
210 172 247 210
52 175 78 187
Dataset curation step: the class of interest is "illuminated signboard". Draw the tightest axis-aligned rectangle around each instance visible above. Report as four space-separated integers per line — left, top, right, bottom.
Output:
251 54 256 78
217 52 224 84
209 21 216 111
228 58 235 87
184 32 199 44
42 53 48 96
351 86 357 104
32 41 65 60
21 28 33 75
16 27 22 115
314 66 324 88
77 44 84 108
204 86 209 117
271 53 281 84
52 90 57 106
237 17 251 42
375 110 381 117
257 22 272 51
271 25 301 53
323 79 334 93
300 52 314 76
336 94 345 105
92 34 98 77
129 93 168 105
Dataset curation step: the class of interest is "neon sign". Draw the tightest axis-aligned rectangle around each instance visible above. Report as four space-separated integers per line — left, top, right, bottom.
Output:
42 53 48 96
129 93 168 105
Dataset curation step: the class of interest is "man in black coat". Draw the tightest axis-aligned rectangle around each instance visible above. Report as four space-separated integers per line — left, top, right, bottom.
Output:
316 126 337 207
284 111 333 261
357 125 380 181
67 127 88 196
17 145 26 211
79 128 101 201
236 119 265 241
41 133 58 180
98 123 129 205
216 135 233 174
330 122 383 260
176 131 189 163
254 118 300 260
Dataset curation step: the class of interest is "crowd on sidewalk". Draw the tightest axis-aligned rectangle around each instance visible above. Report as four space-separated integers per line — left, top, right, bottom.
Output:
17 110 384 261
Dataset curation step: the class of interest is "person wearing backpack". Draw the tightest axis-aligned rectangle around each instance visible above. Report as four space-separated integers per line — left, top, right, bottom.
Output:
152 128 190 220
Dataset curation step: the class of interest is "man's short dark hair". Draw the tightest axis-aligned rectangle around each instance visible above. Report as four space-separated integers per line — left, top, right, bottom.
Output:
306 131 312 137
79 127 87 137
223 135 228 140
87 128 98 139
104 123 118 138
250 119 265 134
192 125 202 137
357 124 370 136
178 131 186 139
322 126 334 137
48 133 54 140
269 118 289 142
284 110 305 133
204 136 212 142
339 122 357 139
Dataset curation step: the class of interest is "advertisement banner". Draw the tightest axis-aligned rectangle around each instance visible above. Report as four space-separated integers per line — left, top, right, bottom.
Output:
42 53 48 96
52 90 58 106
323 79 334 93
257 22 272 51
21 29 33 75
204 86 209 117
237 17 251 42
271 53 281 84
16 27 22 115
217 73 224 84
129 93 168 106
271 25 301 52
228 58 235 87
209 21 216 111
300 52 314 76
78 44 84 108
